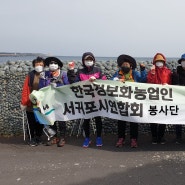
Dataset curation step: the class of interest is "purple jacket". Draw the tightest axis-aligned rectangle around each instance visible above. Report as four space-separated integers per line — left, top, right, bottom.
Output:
39 70 69 88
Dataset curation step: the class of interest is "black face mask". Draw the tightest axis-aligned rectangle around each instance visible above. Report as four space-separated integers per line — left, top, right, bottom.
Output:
121 66 130 74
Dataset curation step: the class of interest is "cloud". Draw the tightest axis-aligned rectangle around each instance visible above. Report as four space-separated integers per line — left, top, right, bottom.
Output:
0 0 185 57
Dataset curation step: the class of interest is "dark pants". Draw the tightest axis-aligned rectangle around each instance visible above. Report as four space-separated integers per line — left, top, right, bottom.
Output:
117 120 138 140
50 121 66 138
176 125 182 139
83 116 102 138
150 123 166 139
26 111 43 139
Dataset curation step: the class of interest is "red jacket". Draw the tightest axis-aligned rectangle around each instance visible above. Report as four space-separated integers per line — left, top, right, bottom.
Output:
147 67 172 85
21 70 38 108
21 75 32 107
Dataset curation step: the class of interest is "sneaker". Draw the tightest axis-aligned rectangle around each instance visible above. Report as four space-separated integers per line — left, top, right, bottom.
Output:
152 137 158 144
131 138 138 148
45 139 52 146
57 138 65 147
45 137 58 146
116 138 124 147
96 137 103 147
159 138 166 144
29 138 37 147
83 138 91 148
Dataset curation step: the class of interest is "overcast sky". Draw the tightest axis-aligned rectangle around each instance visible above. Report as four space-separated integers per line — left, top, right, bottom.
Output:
0 0 185 57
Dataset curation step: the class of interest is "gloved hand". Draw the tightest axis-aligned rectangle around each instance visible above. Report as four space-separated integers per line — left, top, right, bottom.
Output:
140 64 145 71
20 104 27 111
68 61 75 70
113 77 119 81
40 71 45 79
50 82 57 88
89 76 96 82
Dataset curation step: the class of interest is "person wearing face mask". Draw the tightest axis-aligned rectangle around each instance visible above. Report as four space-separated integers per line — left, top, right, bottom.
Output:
171 53 185 144
75 52 107 148
20 57 45 146
39 57 69 147
111 54 147 148
147 53 172 144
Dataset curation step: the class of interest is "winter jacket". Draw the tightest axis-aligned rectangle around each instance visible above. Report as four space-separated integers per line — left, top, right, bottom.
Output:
172 66 185 86
147 67 172 84
21 70 38 108
110 69 147 82
75 66 107 82
39 70 69 88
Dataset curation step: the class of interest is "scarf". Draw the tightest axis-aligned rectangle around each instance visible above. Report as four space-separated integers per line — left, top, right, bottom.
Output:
119 70 134 82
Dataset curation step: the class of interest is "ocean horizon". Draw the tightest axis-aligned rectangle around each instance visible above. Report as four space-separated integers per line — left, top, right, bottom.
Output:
0 55 179 64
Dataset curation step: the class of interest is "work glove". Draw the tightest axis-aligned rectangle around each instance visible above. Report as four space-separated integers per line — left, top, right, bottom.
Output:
89 76 96 82
40 71 45 79
20 104 27 111
140 64 145 71
113 77 119 81
68 61 75 70
50 82 57 88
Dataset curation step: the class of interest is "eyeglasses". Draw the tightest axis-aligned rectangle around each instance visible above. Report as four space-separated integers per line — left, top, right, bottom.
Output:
49 61 58 64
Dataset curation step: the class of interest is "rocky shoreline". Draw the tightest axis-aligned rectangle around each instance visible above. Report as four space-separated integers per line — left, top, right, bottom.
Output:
0 59 180 136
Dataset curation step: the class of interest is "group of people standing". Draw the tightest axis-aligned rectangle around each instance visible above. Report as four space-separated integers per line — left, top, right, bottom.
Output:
20 52 185 148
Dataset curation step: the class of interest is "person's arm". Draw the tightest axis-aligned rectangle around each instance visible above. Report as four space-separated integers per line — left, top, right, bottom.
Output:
21 76 30 105
20 75 31 110
67 70 76 84
171 69 179 85
133 64 147 83
147 70 156 84
110 71 119 80
39 71 51 88
62 71 70 85
74 69 81 82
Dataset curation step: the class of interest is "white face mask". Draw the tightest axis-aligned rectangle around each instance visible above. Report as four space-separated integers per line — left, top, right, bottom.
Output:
181 61 185 68
34 66 44 73
155 61 164 68
49 64 59 71
84 60 94 67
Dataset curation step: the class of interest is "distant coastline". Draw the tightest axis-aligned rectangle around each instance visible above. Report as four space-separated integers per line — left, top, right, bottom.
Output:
0 52 46 57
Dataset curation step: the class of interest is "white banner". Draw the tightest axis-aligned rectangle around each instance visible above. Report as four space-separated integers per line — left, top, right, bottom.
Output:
30 80 185 125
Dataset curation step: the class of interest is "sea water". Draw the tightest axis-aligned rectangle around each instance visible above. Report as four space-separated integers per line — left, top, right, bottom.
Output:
0 55 178 64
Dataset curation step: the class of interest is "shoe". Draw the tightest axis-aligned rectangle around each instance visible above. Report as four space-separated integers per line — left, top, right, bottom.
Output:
159 138 166 144
131 138 138 148
96 137 103 147
35 136 42 145
152 137 158 144
57 138 65 147
116 138 124 147
51 137 59 144
175 137 182 144
45 139 52 146
83 138 91 148
45 137 58 146
29 138 37 147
